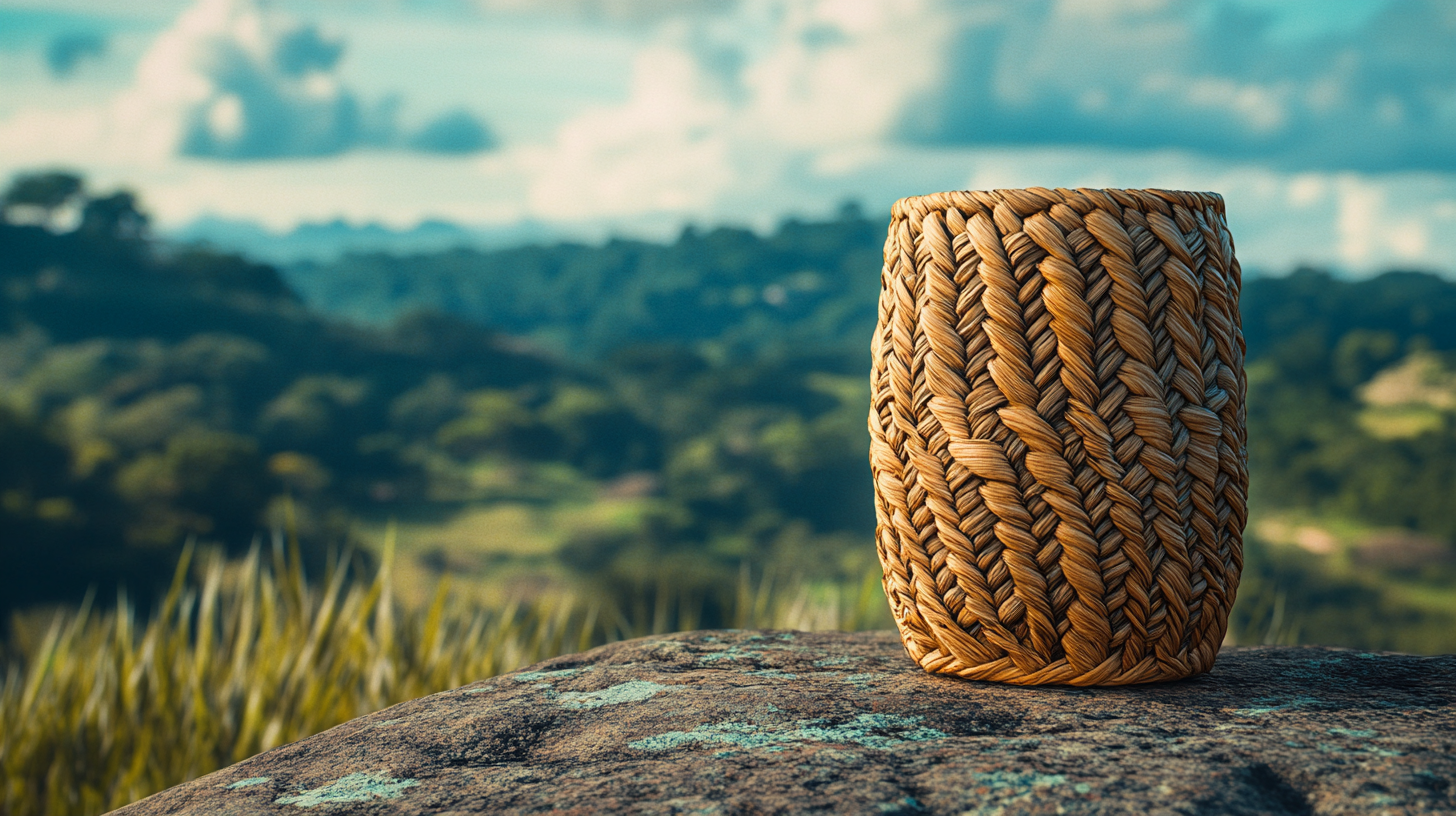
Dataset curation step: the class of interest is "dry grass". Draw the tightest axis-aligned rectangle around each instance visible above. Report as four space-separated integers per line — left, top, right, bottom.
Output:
0 529 886 816
5 523 1451 815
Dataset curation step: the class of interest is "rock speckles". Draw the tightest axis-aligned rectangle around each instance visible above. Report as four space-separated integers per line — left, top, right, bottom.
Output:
110 631 1455 815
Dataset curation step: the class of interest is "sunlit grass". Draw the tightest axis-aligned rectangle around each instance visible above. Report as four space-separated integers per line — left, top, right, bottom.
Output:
0 529 887 816
6 522 1453 816
1225 532 1456 654
346 495 659 608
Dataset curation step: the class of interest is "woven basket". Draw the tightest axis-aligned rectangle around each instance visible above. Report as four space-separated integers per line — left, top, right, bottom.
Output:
869 187 1247 686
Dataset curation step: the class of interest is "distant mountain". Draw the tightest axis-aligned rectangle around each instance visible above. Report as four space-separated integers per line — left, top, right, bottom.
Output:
0 188 877 619
0 207 585 611
280 214 887 362
169 215 561 264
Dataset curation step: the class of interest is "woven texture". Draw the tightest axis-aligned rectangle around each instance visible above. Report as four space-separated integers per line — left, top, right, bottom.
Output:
869 187 1247 686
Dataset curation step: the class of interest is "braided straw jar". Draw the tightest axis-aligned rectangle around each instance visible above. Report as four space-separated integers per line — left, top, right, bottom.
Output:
869 188 1247 686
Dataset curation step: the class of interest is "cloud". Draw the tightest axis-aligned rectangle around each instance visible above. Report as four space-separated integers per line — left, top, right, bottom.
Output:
125 0 379 160
514 0 948 221
491 0 1455 272
46 33 107 77
472 0 736 24
1 0 500 162
3 0 1452 278
407 110 497 155
902 0 1456 173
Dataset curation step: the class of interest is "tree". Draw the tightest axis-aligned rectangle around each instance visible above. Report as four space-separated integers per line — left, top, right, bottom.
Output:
2 170 84 228
79 191 148 242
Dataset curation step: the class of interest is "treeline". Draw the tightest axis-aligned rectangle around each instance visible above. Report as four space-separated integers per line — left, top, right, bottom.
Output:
0 173 873 618
291 211 1456 556
5 170 1456 637
1242 269 1456 540
0 173 571 608
285 202 884 362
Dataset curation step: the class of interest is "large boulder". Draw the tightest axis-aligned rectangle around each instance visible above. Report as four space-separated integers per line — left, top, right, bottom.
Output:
112 630 1454 815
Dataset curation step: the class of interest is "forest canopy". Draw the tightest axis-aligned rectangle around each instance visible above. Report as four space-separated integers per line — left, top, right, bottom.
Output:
3 171 1456 649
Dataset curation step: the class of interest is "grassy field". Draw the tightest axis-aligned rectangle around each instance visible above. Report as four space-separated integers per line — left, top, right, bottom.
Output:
3 520 1454 815
0 530 887 816
1232 511 1456 655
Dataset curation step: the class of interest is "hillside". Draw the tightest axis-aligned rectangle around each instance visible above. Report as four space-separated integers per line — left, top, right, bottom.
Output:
3 172 1455 650
0 193 598 610
286 219 1456 651
0 177 874 622
282 204 884 363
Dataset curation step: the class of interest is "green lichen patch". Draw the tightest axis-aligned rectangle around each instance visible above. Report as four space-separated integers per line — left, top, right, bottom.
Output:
1329 728 1378 738
876 795 922 813
813 656 852 667
1231 695 1325 715
745 669 798 680
1317 739 1403 757
628 713 946 753
274 772 419 807
959 771 1071 815
698 645 766 662
1279 655 1359 687
558 680 675 709
513 668 582 683
223 777 270 789
979 772 1067 789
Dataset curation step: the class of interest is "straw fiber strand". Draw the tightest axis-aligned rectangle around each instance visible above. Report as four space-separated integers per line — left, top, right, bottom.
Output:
869 187 1247 686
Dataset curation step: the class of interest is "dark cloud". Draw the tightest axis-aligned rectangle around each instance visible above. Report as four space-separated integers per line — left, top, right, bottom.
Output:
407 110 497 154
46 33 106 77
273 25 345 77
166 2 497 161
901 0 1456 173
177 22 366 160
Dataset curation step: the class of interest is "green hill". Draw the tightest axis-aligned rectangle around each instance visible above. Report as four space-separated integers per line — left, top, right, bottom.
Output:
3 171 1455 650
282 204 884 363
0 176 873 622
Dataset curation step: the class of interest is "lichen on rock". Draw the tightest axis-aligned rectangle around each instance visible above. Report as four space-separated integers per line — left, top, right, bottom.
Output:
110 630 1456 815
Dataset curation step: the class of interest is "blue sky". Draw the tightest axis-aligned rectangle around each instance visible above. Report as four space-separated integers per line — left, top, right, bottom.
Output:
0 0 1453 275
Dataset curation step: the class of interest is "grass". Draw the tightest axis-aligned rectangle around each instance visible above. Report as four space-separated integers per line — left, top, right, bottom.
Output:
1224 533 1456 654
0 528 887 816
346 494 659 609
3 525 1453 816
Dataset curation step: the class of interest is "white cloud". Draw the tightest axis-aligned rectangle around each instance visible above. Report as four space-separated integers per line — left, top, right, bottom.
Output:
0 0 494 164
910 0 1456 174
1337 175 1384 267
1287 174 1325 208
1334 174 1441 268
509 0 948 222
470 0 732 23
116 0 375 160
1 0 1453 279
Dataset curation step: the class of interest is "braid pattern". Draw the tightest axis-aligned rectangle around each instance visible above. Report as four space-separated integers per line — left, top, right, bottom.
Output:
870 188 1247 686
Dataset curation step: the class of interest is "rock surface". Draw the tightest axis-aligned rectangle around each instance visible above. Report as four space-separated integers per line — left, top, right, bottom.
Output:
112 630 1454 815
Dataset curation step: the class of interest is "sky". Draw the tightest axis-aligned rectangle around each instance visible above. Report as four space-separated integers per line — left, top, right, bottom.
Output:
0 0 1454 275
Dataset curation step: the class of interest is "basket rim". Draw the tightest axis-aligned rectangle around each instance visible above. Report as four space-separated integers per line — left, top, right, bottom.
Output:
890 187 1225 220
